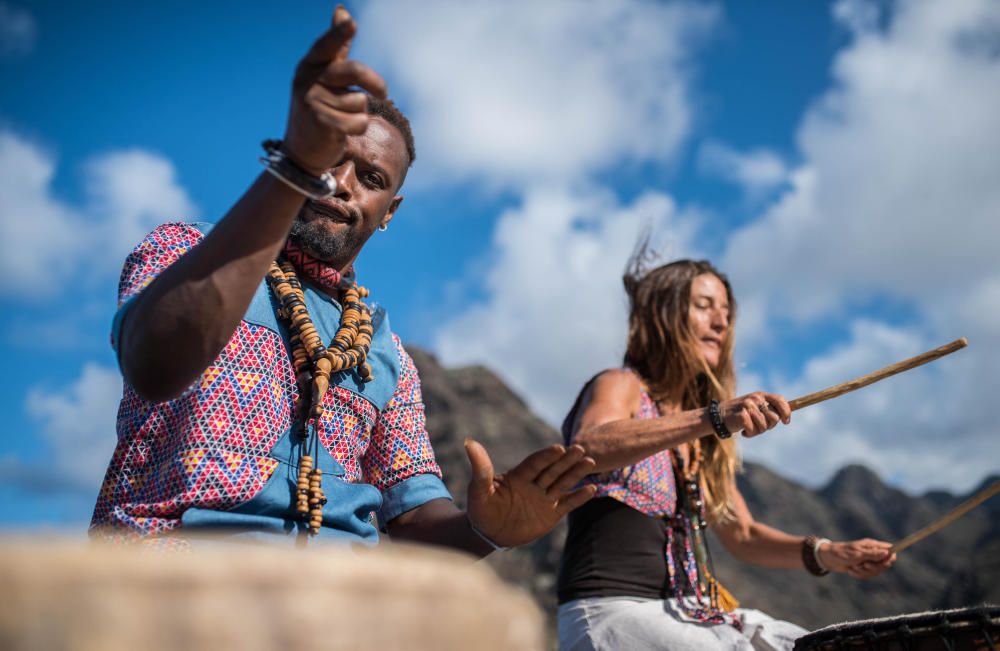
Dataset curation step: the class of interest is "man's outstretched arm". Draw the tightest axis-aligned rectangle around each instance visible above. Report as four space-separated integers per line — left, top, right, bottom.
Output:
385 441 597 558
120 7 385 402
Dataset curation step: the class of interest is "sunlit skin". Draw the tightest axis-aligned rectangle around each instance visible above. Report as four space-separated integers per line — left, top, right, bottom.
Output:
292 117 405 271
570 271 897 578
114 5 597 557
687 273 730 369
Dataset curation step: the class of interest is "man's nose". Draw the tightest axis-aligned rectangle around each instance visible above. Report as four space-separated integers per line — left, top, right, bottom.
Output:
332 161 356 200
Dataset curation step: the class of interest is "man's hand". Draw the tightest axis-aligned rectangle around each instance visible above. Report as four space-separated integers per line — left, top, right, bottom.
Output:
819 538 897 579
283 5 388 175
465 440 597 548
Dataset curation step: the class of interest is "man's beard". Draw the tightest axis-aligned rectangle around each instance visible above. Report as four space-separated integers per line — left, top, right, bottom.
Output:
287 210 363 265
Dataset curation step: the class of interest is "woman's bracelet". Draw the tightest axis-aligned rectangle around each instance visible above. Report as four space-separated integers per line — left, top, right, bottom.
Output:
259 139 337 200
802 535 831 576
708 399 733 439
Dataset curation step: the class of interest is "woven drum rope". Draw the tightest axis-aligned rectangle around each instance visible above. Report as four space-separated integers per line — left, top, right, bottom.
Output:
266 259 375 536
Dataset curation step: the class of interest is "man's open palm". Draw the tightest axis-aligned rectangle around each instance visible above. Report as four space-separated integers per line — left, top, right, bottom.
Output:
465 440 597 548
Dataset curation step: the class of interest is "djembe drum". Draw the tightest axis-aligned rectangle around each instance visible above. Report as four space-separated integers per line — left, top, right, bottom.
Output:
794 606 1000 651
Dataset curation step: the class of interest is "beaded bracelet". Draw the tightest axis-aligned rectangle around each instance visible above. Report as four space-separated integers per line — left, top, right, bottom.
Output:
708 399 733 439
802 535 831 576
259 139 337 201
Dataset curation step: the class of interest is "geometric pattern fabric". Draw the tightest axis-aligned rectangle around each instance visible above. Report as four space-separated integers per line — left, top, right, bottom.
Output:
570 373 679 519
91 223 442 540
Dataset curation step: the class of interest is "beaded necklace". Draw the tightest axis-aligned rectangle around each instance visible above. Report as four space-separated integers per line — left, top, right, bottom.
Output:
671 437 740 618
266 258 374 536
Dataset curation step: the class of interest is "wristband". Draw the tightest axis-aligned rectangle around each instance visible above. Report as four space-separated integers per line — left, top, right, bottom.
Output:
708 399 733 439
468 517 510 552
259 139 337 200
803 535 831 576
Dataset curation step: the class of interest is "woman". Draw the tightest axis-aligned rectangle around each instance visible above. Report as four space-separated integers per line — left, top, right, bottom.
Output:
556 258 896 651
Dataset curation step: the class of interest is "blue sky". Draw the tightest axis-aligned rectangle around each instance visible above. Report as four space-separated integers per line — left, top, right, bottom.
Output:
2 0 998 530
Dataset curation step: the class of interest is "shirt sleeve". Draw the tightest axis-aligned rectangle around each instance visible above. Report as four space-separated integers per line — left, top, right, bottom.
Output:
110 222 207 360
363 335 452 523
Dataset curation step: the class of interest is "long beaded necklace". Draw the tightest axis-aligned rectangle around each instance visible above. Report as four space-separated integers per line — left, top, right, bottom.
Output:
266 259 374 536
672 438 740 614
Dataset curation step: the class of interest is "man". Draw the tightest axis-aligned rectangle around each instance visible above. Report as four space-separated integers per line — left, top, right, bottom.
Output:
91 6 596 553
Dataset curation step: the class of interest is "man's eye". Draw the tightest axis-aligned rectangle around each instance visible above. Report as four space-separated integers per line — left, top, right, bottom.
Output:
365 172 384 188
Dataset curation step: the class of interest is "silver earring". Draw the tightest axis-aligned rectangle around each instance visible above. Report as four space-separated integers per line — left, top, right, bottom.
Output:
378 224 389 232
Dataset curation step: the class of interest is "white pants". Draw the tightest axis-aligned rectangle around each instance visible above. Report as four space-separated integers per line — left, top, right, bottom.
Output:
558 597 808 651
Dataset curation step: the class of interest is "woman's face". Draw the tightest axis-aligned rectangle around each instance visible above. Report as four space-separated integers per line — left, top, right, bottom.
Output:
687 273 730 368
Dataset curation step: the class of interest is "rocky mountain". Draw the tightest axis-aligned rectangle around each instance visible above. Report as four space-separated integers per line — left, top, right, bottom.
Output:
408 347 1000 637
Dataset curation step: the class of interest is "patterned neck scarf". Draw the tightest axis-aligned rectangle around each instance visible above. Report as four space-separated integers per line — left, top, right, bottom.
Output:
282 239 356 295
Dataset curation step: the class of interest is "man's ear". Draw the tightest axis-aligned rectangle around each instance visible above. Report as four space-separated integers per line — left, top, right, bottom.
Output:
380 195 403 230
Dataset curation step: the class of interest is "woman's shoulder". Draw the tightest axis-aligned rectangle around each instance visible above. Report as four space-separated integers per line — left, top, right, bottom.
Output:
588 368 644 405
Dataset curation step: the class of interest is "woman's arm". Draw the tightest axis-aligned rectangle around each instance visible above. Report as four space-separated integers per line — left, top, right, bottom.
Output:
572 370 791 473
713 483 897 578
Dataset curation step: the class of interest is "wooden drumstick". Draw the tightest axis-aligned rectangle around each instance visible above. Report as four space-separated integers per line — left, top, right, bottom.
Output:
891 479 1000 554
789 338 968 412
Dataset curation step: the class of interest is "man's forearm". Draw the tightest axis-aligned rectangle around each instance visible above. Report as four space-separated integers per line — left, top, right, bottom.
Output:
121 172 305 402
385 498 495 559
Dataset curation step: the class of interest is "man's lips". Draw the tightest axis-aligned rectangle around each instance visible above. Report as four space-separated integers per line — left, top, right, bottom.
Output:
307 200 356 225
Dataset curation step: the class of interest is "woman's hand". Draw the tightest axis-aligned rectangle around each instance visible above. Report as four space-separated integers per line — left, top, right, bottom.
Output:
818 538 897 579
720 392 791 437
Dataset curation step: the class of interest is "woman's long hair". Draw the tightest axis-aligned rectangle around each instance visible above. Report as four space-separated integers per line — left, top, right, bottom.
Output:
623 248 740 523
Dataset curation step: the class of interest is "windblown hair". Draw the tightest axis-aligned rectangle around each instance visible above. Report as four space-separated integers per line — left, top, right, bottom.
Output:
622 246 740 523
366 95 416 170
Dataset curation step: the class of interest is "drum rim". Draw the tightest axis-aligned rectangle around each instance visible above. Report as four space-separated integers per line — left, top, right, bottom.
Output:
794 605 1000 650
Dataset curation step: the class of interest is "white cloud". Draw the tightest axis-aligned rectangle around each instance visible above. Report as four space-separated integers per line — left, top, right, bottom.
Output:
0 131 86 296
430 0 1000 492
0 130 197 298
20 364 122 495
743 319 995 494
434 186 704 424
0 2 36 55
724 0 1000 492
357 0 719 188
723 0 1000 334
85 149 197 271
696 140 789 195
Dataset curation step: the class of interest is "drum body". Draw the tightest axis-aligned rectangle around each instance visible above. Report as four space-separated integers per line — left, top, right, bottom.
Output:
794 606 999 651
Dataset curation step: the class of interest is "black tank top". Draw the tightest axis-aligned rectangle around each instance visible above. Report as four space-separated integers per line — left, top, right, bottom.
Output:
557 497 670 603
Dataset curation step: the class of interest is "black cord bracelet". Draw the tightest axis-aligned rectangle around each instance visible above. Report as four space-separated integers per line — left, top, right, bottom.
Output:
708 399 733 439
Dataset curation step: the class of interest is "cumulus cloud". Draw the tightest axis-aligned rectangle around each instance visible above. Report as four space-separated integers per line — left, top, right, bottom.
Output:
435 186 705 424
723 0 1000 333
0 2 35 55
85 149 198 266
0 130 197 298
696 140 789 196
0 131 86 296
428 0 999 492
722 0 1000 492
357 0 719 188
5 364 123 497
740 320 995 494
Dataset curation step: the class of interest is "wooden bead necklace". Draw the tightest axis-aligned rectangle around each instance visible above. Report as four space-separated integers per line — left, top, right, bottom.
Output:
267 259 374 536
